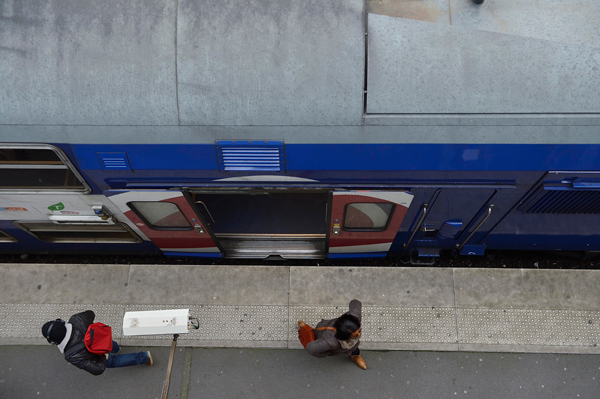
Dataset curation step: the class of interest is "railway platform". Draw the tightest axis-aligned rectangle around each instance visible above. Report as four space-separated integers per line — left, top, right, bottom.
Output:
1 263 599 354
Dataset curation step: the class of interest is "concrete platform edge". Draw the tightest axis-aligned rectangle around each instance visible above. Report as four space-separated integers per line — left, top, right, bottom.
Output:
2 264 600 355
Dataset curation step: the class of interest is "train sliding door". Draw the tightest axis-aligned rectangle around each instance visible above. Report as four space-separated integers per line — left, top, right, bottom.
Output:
190 189 329 259
408 188 497 256
328 191 414 257
106 190 221 257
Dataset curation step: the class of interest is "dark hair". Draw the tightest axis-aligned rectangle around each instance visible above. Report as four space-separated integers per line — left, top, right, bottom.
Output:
333 314 360 341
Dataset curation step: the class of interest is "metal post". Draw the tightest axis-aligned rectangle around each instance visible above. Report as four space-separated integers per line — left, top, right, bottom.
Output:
161 334 179 399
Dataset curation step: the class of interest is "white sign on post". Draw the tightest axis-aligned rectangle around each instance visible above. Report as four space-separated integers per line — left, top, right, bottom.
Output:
122 309 190 336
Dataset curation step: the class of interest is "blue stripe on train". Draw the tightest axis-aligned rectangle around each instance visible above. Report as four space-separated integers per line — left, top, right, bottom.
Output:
286 144 600 171
72 143 600 172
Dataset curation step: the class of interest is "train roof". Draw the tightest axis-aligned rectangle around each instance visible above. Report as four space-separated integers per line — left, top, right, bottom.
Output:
1 0 599 144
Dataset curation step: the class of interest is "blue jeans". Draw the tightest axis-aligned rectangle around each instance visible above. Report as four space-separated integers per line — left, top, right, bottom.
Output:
106 341 149 368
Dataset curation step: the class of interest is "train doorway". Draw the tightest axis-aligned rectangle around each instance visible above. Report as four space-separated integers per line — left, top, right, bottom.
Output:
190 189 329 259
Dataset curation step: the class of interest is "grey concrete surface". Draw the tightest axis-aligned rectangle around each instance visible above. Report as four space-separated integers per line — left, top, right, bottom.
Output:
3 124 600 146
126 265 289 305
290 266 455 307
367 15 600 114
2 264 600 354
450 0 600 48
457 308 600 349
1 346 599 399
3 0 600 134
177 0 365 126
0 0 178 125
0 345 183 399
0 264 130 304
454 269 600 310
370 0 600 49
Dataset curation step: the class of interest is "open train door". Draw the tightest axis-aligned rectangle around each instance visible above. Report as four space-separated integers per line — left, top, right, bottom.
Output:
105 190 221 257
328 191 413 258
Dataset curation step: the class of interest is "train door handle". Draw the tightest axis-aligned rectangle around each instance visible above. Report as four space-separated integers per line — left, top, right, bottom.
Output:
403 204 428 248
456 205 494 250
195 201 215 225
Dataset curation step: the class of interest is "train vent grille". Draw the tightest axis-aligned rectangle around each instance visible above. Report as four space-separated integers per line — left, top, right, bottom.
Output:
519 190 600 214
216 141 284 172
96 152 132 171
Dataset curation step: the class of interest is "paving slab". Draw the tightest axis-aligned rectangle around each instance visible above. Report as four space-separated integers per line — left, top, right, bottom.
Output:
121 304 289 349
458 309 600 350
0 264 129 304
2 264 600 354
289 266 455 307
126 265 289 305
454 269 600 310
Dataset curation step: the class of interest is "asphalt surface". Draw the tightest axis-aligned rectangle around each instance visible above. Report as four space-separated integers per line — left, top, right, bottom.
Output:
1 346 598 399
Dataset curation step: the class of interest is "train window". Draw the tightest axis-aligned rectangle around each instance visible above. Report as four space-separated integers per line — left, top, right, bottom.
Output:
0 230 18 242
343 203 394 231
127 202 192 230
0 145 89 192
13 222 142 243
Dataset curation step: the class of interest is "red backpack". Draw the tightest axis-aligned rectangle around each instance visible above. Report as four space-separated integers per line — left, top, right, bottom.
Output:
84 323 113 355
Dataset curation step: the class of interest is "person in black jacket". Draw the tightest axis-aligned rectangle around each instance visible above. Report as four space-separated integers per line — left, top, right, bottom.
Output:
42 310 153 375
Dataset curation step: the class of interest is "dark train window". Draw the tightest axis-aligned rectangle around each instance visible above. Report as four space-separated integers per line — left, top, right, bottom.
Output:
14 222 142 243
0 146 88 192
0 230 18 242
343 203 394 231
127 201 192 230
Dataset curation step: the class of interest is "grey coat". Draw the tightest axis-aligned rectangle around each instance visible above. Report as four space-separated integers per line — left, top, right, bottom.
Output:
306 299 362 358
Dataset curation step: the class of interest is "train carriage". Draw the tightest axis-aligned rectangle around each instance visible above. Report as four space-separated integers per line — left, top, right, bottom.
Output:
1 0 599 260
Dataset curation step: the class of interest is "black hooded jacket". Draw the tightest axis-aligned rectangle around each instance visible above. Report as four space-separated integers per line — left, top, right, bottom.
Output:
64 310 107 375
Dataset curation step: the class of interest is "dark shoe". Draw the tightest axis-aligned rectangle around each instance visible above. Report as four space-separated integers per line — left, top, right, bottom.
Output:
146 351 153 366
351 355 367 370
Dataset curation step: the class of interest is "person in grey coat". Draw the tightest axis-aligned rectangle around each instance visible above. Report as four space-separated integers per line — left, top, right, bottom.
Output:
299 299 366 369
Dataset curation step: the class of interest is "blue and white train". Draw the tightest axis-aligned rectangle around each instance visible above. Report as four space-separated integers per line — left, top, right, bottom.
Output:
0 0 599 260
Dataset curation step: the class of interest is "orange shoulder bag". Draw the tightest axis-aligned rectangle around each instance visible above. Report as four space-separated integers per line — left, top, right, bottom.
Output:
298 324 336 348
